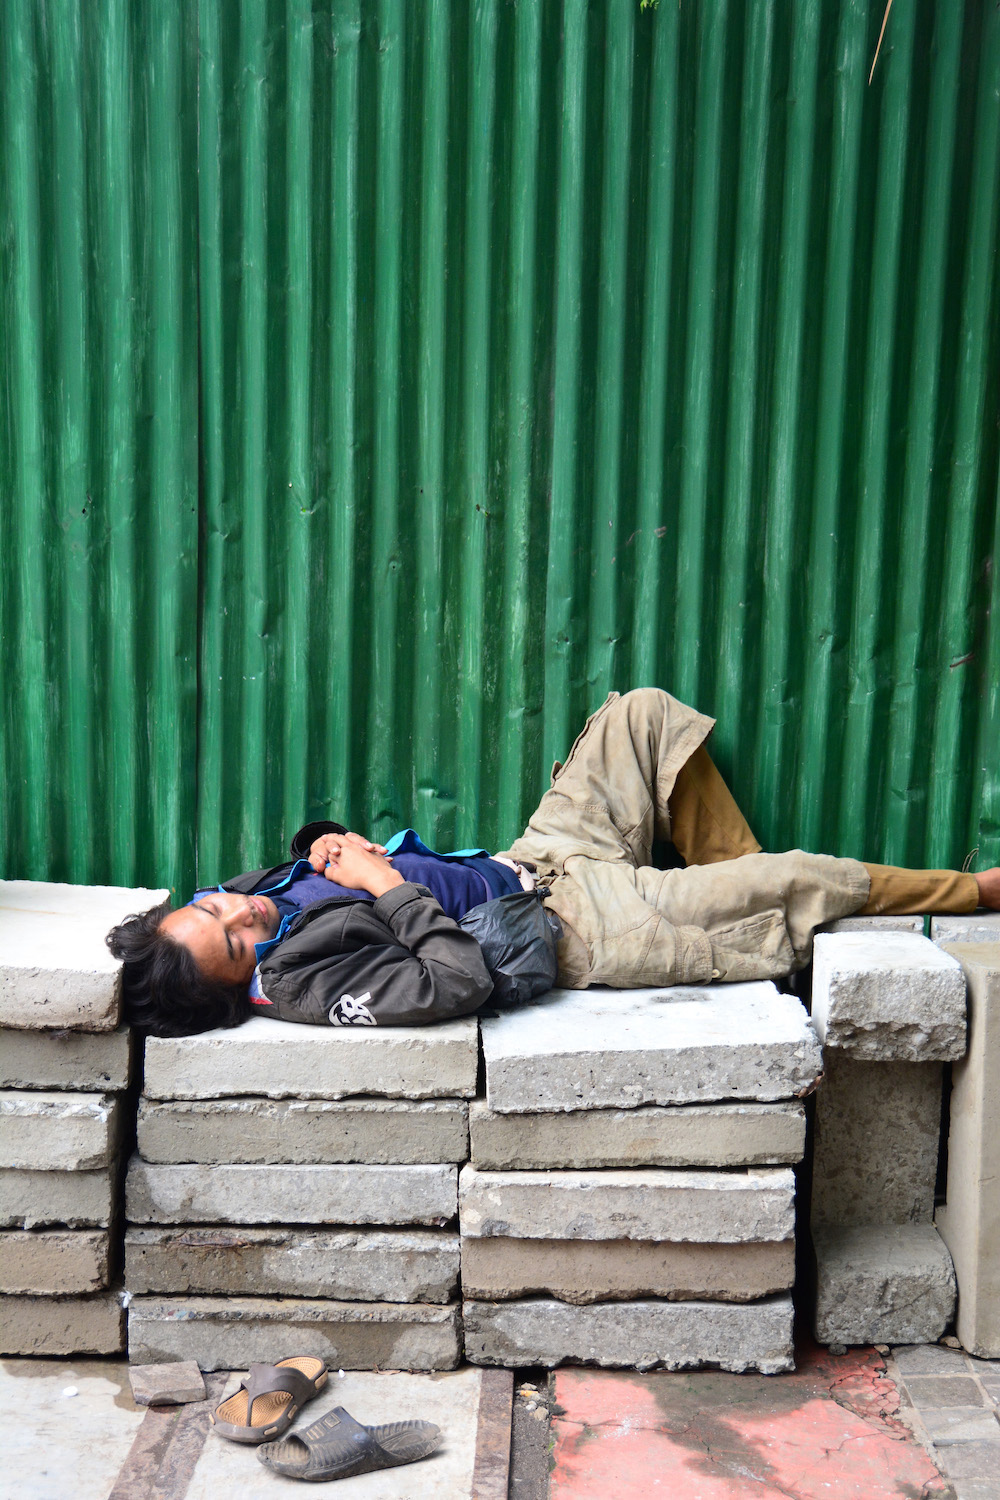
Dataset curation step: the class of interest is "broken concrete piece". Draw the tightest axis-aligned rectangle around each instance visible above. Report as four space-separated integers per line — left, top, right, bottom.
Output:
0 1291 124 1355
0 1166 117 1228
481 985 822 1113
821 916 924 934
125 1226 460 1302
811 933 966 1061
463 1295 794 1373
468 1099 805 1169
125 1159 457 1226
142 1015 479 1101
936 944 1000 1357
0 1026 132 1091
0 879 168 1032
1 1090 122 1171
458 1166 795 1242
813 1223 956 1346
128 1361 206 1406
0 1229 109 1294
128 1297 461 1371
811 1054 942 1226
460 1237 795 1304
137 1096 469 1165
931 915 1000 945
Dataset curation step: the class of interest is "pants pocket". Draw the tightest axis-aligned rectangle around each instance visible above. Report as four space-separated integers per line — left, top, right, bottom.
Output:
708 908 798 981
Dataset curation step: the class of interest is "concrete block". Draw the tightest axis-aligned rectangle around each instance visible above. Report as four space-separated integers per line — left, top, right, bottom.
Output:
468 1099 805 1170
463 1295 795 1373
128 1296 461 1371
482 985 822 1114
0 1026 132 1090
125 1158 457 1226
932 916 1000 945
458 1165 795 1243
0 1291 124 1355
0 1166 116 1228
937 944 1000 1357
125 1226 460 1302
128 1361 206 1406
0 1229 110 1293
822 916 925 934
143 1014 479 1101
460 1237 795 1304
137 1096 469 1165
1 1090 123 1170
811 932 967 1061
811 1054 942 1226
0 879 168 1032
813 1223 956 1346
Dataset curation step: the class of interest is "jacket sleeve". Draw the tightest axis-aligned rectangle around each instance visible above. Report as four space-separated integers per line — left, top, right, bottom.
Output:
263 883 495 1026
288 821 348 858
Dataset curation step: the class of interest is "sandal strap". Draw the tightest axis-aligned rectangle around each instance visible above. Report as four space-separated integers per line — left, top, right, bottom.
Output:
242 1362 316 1413
297 1406 389 1473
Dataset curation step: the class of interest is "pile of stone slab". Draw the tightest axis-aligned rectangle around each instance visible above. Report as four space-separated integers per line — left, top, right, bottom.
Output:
461 982 821 1374
0 878 166 1356
124 1016 477 1371
809 922 967 1347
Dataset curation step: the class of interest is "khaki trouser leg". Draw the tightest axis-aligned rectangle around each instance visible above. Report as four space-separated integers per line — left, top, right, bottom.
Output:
667 744 762 864
861 863 978 915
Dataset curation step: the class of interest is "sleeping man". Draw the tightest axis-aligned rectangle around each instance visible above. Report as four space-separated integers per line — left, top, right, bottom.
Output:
107 689 1000 1037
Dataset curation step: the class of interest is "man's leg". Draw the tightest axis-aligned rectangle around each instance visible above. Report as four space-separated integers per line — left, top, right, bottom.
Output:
668 745 762 864
861 864 978 916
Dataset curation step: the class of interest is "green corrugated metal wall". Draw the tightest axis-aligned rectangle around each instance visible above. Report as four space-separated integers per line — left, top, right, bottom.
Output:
2 0 998 899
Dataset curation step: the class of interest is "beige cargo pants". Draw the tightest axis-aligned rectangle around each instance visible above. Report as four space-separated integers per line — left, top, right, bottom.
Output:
501 689 977 990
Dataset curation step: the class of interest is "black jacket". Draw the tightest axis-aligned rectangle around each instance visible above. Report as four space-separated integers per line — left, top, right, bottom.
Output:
221 822 494 1027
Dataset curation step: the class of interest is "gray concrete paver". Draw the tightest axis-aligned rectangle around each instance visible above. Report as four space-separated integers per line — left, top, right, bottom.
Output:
902 1375 987 1407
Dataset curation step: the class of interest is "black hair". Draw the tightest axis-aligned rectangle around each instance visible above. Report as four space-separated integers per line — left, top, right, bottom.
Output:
106 901 252 1038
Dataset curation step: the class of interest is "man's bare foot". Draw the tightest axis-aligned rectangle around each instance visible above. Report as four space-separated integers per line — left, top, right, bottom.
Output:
974 868 1000 910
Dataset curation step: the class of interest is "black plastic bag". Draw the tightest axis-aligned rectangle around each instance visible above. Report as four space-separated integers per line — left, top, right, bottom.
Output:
458 889 562 1009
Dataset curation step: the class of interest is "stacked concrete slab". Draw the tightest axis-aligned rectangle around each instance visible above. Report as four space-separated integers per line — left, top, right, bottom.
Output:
809 928 966 1346
0 878 166 1355
124 1016 477 1370
462 983 819 1374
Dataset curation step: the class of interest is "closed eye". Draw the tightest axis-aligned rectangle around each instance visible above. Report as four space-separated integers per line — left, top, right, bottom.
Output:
190 901 238 962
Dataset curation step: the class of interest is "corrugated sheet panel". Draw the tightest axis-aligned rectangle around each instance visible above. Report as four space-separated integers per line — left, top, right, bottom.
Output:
2 0 999 900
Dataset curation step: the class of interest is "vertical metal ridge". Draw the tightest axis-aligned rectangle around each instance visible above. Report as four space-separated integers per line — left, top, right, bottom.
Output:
674 0 729 709
324 0 361 832
926 1 1000 866
713 0 775 779
497 0 543 825
412 0 450 847
281 0 316 839
366 0 406 837
456 0 499 845
544 0 588 771
632 1 680 690
146 0 198 894
586 0 633 700
4 0 51 869
838 0 917 858
883 0 965 865
753 0 821 846
795 0 868 853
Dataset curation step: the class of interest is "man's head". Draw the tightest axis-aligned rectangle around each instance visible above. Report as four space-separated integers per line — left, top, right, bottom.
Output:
106 891 280 1037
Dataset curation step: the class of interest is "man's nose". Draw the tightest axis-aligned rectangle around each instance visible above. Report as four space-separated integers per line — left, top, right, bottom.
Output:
223 902 254 930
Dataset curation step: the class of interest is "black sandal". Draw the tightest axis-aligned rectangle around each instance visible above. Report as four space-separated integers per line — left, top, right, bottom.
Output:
257 1404 442 1481
211 1357 327 1444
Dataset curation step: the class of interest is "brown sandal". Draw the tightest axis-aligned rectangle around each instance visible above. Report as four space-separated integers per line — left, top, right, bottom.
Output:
211 1357 327 1444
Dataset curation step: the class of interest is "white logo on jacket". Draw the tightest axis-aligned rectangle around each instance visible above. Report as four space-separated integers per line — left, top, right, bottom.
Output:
330 992 376 1027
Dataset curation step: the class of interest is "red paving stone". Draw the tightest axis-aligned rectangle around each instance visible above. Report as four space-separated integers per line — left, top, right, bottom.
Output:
551 1343 951 1499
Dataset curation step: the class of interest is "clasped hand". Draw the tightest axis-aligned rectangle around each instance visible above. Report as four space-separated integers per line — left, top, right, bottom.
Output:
307 831 404 898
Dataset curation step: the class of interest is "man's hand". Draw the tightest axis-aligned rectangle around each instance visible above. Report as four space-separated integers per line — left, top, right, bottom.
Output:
314 835 404 899
308 831 391 875
975 868 1000 910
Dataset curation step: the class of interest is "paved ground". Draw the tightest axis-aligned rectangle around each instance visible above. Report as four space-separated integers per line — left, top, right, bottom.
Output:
8 1343 1000 1498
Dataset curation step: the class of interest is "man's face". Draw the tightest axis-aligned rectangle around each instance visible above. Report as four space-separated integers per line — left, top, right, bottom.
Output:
160 891 280 985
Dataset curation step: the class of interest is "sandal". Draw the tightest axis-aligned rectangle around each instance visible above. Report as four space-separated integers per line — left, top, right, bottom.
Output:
257 1404 442 1481
211 1357 327 1444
